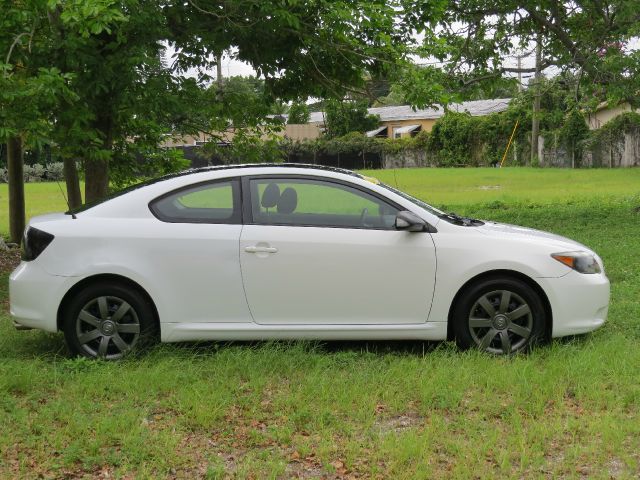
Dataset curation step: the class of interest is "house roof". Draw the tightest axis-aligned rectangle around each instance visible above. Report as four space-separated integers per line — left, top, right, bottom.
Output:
304 98 511 124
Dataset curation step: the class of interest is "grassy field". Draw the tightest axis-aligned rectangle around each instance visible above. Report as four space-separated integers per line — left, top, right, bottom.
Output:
1 167 639 478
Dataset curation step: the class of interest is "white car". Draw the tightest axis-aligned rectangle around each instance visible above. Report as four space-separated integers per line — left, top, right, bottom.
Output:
10 164 610 359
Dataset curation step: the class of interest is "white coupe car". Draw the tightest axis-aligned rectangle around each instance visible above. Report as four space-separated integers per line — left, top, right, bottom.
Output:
10 164 610 359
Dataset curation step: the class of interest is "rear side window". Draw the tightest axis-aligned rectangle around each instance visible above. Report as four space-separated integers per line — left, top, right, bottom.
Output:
150 179 241 223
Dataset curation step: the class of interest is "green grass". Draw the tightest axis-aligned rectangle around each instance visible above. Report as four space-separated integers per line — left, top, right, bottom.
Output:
1 168 640 478
362 166 640 208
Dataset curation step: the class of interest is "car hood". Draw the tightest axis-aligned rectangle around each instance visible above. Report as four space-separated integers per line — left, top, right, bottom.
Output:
477 221 592 252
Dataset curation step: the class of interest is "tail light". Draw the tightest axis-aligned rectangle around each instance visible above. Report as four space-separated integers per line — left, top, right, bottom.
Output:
22 227 55 261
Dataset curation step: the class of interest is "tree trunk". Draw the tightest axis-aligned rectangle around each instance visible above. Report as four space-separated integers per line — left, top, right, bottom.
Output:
7 136 25 243
64 157 82 208
84 157 109 202
85 114 113 202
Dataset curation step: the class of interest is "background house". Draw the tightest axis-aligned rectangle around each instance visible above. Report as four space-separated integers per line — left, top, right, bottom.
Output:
366 99 511 138
285 98 512 139
587 101 637 130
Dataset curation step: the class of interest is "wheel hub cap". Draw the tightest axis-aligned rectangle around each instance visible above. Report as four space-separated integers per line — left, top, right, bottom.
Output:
492 314 508 330
100 320 116 336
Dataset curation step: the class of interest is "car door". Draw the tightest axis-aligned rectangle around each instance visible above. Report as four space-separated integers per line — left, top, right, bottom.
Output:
239 175 437 325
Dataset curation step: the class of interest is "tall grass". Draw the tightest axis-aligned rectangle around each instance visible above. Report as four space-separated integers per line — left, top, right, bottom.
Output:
1 168 639 478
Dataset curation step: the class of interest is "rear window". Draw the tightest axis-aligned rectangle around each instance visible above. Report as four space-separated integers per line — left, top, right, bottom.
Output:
150 179 241 223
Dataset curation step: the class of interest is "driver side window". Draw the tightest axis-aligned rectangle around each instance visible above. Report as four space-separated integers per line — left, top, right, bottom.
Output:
249 177 399 229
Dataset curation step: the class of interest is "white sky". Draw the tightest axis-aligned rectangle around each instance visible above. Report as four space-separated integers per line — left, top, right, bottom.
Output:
164 46 254 81
166 35 639 92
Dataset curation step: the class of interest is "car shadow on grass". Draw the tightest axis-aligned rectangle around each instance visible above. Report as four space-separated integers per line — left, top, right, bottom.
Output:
2 325 595 362
148 338 451 358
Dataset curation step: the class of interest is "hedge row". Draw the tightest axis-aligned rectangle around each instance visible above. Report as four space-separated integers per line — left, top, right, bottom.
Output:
280 110 640 168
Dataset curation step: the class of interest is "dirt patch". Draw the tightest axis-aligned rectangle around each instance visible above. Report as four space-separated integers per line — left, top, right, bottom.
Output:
285 451 331 479
0 247 20 273
374 412 424 434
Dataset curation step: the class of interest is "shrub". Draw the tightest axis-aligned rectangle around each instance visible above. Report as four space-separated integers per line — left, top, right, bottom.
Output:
0 162 65 183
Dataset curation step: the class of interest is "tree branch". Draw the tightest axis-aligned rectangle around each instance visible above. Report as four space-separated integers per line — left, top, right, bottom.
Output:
5 29 35 67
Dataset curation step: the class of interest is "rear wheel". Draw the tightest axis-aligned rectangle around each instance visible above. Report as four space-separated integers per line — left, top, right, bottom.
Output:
62 282 157 359
452 277 547 354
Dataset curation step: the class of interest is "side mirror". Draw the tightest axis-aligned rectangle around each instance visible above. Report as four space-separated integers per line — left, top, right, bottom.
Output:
395 210 427 232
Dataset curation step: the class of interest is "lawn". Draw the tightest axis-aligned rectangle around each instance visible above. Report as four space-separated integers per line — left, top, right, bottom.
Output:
1 167 639 478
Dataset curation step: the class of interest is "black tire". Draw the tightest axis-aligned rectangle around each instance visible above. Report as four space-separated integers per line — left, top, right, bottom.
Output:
452 276 547 354
62 281 158 359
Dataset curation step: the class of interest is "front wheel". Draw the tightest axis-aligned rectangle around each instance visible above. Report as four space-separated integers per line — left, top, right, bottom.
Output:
452 277 547 354
62 282 157 360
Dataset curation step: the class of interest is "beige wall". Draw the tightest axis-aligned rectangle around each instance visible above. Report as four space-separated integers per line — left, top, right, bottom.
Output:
161 132 211 148
161 124 322 148
283 123 322 140
381 119 437 138
588 103 635 130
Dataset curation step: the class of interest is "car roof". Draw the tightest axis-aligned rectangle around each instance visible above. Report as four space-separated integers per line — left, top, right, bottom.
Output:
67 164 364 215
159 163 362 181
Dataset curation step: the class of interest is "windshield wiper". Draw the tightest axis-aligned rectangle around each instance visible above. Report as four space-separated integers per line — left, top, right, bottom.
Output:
440 212 483 226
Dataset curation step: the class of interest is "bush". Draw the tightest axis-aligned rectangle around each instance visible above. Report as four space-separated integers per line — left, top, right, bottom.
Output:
587 112 640 146
428 112 480 166
287 102 311 124
0 162 65 183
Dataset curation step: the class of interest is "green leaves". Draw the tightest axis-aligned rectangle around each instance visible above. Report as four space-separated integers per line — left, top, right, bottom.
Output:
324 99 380 138
57 0 127 38
407 0 640 109
287 102 311 124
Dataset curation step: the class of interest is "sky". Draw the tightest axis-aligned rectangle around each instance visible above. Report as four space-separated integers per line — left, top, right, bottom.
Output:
165 34 639 96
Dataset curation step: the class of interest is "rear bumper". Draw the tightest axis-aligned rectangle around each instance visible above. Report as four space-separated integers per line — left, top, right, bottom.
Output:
12 320 33 330
9 262 75 333
538 270 610 337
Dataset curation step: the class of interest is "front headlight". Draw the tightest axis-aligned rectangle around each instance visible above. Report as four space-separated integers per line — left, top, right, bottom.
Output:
551 251 601 274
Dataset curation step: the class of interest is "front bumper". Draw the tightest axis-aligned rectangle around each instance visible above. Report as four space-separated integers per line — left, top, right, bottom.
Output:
538 270 610 337
9 261 76 333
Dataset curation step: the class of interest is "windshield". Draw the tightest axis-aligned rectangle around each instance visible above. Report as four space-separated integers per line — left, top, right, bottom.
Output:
378 183 445 217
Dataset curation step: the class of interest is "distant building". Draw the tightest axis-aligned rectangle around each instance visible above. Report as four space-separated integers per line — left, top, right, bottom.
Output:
163 98 512 150
587 101 637 130
284 98 512 139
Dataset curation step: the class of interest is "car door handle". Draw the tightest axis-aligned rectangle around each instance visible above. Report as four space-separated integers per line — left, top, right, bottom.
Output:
245 245 278 254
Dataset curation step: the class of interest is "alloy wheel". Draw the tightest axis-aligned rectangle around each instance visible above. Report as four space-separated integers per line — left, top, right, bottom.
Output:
468 289 533 354
75 295 141 359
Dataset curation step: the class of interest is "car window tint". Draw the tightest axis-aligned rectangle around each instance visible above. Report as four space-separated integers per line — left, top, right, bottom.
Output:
250 178 399 229
151 180 240 223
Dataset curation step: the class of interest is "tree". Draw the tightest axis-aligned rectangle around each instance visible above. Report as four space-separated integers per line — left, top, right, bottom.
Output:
5 0 434 215
0 0 73 241
45 0 413 201
287 102 311 124
411 0 640 109
44 1 183 202
189 75 288 164
324 99 381 138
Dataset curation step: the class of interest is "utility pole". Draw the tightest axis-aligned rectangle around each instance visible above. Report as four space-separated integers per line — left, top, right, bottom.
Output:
516 54 523 92
216 52 223 89
530 35 542 166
